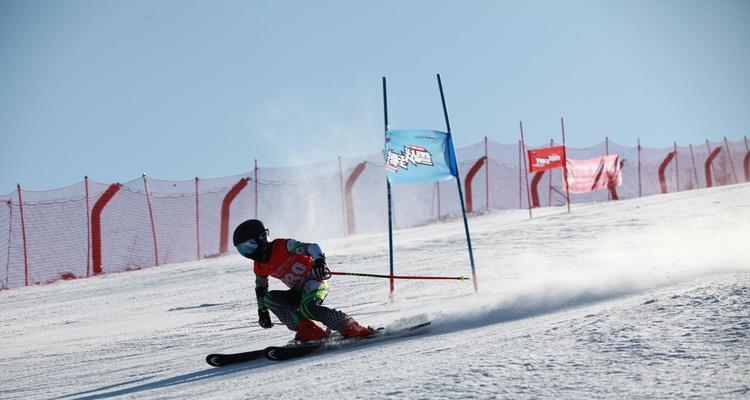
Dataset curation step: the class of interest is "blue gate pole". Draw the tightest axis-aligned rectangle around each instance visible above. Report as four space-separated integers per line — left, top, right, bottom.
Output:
436 74 478 292
383 77 395 297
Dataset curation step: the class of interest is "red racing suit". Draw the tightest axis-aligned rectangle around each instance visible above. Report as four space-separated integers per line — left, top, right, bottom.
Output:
254 239 317 289
253 238 351 332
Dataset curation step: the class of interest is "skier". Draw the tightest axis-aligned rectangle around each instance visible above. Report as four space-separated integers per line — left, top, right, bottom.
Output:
233 219 372 342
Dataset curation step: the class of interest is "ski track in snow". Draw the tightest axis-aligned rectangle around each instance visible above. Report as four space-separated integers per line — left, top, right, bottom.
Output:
1 183 749 399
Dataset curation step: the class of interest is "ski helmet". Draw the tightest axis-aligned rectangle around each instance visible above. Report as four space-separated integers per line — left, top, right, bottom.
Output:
233 219 270 260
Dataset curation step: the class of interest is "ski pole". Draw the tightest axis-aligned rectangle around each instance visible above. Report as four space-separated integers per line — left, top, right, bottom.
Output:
330 271 470 281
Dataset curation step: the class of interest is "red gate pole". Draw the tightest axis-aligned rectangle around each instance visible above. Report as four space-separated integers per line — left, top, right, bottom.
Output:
219 177 249 253
254 159 259 219
706 140 717 186
338 156 347 235
689 144 699 188
17 185 29 286
91 184 121 275
529 171 545 208
465 157 488 214
484 136 490 211
85 176 91 277
560 117 571 214
637 138 642 197
195 177 201 260
724 137 738 184
344 162 366 235
143 174 159 266
674 142 680 191
658 152 676 194
704 142 723 188
519 121 532 219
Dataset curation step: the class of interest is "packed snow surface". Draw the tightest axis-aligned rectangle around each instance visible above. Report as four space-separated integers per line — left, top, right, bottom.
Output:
1 184 749 399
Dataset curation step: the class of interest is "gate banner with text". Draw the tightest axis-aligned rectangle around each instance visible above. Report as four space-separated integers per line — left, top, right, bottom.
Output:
564 155 623 193
528 145 567 172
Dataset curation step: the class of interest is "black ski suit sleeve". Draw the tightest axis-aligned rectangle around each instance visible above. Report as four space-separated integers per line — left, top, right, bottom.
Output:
255 275 269 311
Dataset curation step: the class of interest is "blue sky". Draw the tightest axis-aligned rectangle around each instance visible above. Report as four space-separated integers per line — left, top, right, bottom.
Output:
1 0 748 193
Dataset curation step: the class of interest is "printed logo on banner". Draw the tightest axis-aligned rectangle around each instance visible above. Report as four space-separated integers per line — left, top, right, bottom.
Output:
527 145 567 173
384 129 456 184
532 153 560 169
385 145 435 172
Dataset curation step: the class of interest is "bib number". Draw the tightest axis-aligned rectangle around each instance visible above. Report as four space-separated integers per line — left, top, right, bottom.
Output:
282 262 308 287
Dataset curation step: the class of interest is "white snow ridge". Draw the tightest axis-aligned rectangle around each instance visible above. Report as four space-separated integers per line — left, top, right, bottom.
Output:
1 183 749 399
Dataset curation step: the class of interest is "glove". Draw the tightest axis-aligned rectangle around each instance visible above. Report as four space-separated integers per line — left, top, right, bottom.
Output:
258 308 273 328
310 257 331 280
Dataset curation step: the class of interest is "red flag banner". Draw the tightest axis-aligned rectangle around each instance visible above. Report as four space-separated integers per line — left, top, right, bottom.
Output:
564 155 623 193
527 145 566 172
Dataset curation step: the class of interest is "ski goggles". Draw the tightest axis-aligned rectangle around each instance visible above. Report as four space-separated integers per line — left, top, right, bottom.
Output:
235 239 261 257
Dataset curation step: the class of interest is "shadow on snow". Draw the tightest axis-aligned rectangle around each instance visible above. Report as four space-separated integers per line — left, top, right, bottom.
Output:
51 360 272 400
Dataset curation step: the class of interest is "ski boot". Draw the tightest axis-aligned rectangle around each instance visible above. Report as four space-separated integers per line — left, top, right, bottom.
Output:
340 317 374 338
294 319 330 342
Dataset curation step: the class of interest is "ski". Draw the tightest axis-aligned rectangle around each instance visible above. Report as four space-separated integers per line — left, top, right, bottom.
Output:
205 349 265 367
206 321 431 366
263 321 431 361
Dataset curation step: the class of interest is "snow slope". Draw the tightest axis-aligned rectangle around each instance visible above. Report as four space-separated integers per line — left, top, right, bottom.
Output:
1 183 749 399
